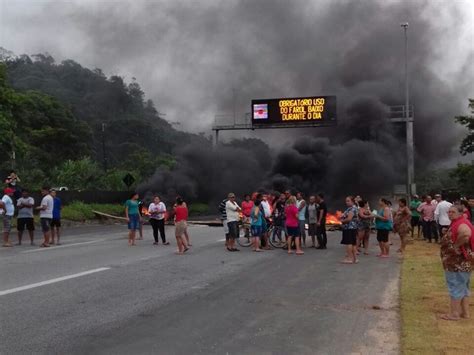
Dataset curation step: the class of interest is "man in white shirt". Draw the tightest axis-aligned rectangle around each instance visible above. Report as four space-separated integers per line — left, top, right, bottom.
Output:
225 193 241 252
434 194 453 237
36 186 54 247
0 188 15 247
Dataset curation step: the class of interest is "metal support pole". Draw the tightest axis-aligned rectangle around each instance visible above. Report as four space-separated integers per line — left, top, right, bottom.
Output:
402 23 414 198
214 129 219 147
101 123 107 172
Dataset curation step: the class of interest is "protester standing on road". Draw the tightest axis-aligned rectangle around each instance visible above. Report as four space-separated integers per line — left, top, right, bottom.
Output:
357 200 372 255
418 195 438 243
271 193 286 243
173 197 189 254
218 197 229 249
296 192 307 247
440 205 473 321
434 194 452 237
340 196 358 264
125 193 141 246
315 193 328 249
374 198 393 258
241 194 254 224
285 196 304 255
0 188 15 247
393 198 411 254
307 196 318 248
225 193 241 252
149 196 169 245
50 190 62 245
16 189 35 245
36 187 54 248
250 199 264 252
410 195 422 239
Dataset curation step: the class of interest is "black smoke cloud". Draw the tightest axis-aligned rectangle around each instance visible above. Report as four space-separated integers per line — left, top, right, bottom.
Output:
4 0 472 203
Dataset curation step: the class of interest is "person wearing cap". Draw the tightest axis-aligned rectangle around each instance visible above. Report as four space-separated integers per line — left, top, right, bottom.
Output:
0 188 15 247
225 193 241 252
35 187 54 247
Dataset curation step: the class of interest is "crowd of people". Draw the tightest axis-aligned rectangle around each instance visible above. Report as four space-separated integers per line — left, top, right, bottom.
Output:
124 193 192 255
219 191 328 254
1 173 62 248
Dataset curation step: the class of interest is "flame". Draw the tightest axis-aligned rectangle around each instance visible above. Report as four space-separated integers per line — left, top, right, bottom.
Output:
141 206 169 220
326 211 342 225
141 206 150 216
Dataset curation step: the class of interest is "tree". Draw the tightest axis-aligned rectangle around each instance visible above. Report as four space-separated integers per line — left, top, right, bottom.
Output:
455 98 474 155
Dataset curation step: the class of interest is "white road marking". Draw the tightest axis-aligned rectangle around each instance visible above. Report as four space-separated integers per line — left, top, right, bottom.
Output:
0 267 110 296
217 238 226 242
22 239 104 253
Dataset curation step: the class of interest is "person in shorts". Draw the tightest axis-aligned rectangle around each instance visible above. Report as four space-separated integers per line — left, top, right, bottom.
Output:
50 190 62 245
439 205 473 320
225 193 241 252
17 189 35 245
174 197 189 254
36 187 54 247
374 198 393 258
1 188 15 247
125 193 141 246
410 195 422 239
285 196 304 255
340 196 359 264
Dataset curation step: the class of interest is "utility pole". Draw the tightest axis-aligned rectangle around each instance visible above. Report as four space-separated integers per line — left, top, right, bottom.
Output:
101 123 107 172
401 22 414 198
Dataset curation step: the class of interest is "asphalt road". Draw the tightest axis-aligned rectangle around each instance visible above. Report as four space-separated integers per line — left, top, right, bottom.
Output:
0 224 400 354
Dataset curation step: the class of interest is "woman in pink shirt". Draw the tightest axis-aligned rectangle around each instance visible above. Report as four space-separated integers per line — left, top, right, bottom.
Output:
285 196 304 255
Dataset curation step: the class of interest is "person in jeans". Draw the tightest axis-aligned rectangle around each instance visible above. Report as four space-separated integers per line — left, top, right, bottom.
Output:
0 188 15 247
316 193 328 249
225 193 241 252
16 189 35 245
418 195 438 243
148 196 169 245
271 193 286 243
218 197 229 249
125 193 141 246
307 196 318 248
36 187 54 248
296 192 307 247
440 205 473 320
250 199 264 252
50 190 62 245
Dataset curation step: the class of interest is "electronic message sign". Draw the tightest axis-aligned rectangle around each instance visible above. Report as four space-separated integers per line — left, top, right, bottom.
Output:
251 96 337 126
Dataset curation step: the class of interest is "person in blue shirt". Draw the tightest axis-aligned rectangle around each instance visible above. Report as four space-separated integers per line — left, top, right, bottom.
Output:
250 199 264 252
50 190 62 245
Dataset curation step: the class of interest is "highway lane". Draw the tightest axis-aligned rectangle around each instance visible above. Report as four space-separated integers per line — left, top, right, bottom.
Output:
0 224 400 354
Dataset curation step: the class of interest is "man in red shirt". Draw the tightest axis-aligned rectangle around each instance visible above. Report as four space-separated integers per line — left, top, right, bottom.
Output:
417 195 439 243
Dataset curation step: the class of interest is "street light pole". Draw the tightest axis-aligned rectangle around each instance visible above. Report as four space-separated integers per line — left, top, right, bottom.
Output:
401 22 414 198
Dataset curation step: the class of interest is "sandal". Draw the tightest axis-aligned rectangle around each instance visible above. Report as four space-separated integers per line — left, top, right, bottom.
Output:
163 242 170 245
40 243 50 248
254 249 263 252
296 251 304 255
440 314 460 321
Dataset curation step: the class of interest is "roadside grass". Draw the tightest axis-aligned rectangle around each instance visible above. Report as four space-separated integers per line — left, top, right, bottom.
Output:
188 203 209 216
62 201 123 221
401 240 474 354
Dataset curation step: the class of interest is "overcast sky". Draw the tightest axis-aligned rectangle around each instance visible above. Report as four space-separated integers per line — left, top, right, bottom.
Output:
1 0 473 136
